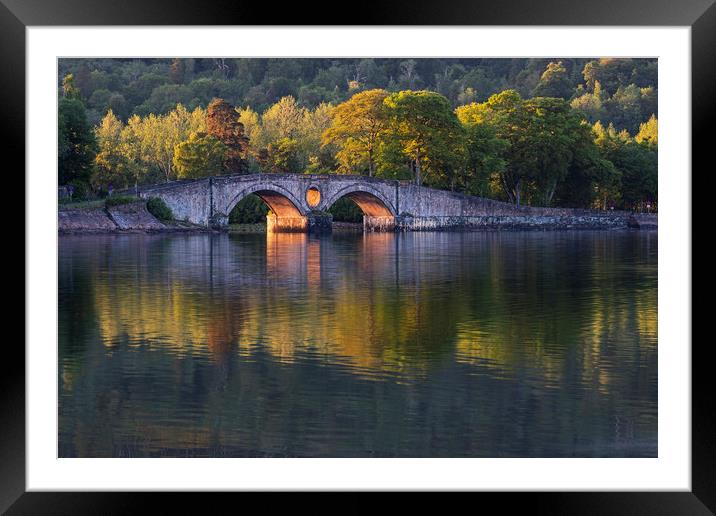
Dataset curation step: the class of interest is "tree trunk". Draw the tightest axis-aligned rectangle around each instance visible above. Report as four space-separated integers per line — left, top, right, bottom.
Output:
500 173 516 204
414 150 421 186
545 181 556 206
515 178 521 207
367 149 374 177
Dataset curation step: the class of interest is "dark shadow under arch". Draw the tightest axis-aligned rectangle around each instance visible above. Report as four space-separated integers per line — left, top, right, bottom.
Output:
227 184 306 219
327 188 396 218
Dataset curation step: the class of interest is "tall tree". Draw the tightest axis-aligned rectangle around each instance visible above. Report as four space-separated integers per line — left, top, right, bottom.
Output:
260 95 304 144
322 89 388 176
532 61 574 100
593 121 657 210
173 132 227 179
169 58 186 84
266 138 301 173
207 98 250 173
92 110 142 190
300 102 335 172
463 90 528 204
471 90 588 206
553 121 620 209
635 114 658 147
456 103 508 197
58 97 97 188
74 62 92 99
523 97 584 205
382 90 464 186
61 74 81 100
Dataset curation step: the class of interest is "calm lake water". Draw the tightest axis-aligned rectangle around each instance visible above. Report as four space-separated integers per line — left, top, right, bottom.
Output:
58 230 657 457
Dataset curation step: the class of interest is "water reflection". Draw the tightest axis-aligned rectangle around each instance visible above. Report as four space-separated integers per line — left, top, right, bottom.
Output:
59 231 657 457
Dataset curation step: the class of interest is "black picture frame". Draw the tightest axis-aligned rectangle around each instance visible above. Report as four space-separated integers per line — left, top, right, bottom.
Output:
5 0 706 512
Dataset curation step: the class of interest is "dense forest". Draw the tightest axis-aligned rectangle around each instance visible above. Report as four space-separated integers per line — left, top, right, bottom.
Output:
58 57 658 215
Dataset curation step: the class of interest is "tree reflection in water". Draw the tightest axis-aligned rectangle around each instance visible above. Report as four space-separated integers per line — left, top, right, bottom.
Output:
58 231 657 457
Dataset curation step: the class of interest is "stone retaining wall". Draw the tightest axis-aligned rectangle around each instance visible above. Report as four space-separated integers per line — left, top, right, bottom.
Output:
58 208 119 232
59 198 657 234
106 202 166 230
59 202 166 233
395 214 642 231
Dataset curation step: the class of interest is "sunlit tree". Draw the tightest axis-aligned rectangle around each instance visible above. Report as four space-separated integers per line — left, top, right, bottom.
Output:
322 89 389 176
635 114 658 147
382 90 464 186
207 98 250 174
173 132 227 179
532 61 574 100
92 110 143 190
455 103 508 197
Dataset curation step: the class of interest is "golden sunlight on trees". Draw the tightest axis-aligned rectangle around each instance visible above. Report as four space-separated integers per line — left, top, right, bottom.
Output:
321 89 389 176
635 115 658 148
381 90 465 187
92 104 206 189
173 132 227 179
207 98 250 174
64 58 658 210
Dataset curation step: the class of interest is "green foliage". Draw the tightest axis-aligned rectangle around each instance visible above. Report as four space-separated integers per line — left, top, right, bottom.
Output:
228 194 269 224
456 104 508 197
173 132 227 179
322 89 389 176
92 110 140 190
146 197 174 221
532 61 574 100
58 57 656 133
58 58 659 211
58 97 97 187
66 180 90 201
635 115 658 147
329 197 364 223
207 98 249 173
105 195 139 207
169 58 186 84
382 90 465 187
265 138 301 173
592 121 657 210
554 123 621 209
61 74 81 100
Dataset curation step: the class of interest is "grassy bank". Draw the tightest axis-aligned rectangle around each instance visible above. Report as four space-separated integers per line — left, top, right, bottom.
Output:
58 199 106 211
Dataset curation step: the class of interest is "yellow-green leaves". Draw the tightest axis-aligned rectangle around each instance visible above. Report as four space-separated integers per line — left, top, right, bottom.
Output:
173 132 227 179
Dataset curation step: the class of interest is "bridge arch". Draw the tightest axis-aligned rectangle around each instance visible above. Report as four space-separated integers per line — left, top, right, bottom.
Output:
225 183 307 218
323 184 397 218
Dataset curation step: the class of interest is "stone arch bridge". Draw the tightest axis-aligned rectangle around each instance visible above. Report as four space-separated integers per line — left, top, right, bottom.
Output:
136 173 634 232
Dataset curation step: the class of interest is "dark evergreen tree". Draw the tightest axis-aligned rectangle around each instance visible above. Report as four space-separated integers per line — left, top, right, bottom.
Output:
58 97 97 189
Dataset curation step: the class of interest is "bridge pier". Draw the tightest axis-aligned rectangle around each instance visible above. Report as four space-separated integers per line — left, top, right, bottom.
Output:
364 216 396 232
266 213 333 234
307 213 333 234
209 213 229 229
266 213 308 233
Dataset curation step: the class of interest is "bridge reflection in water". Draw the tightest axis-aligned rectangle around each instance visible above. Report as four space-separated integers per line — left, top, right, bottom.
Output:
58 231 658 457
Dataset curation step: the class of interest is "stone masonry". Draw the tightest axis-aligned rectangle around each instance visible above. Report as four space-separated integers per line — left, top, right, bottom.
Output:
135 173 657 232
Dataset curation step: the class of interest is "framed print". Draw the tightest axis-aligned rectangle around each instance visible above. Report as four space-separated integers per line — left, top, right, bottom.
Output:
5 0 708 512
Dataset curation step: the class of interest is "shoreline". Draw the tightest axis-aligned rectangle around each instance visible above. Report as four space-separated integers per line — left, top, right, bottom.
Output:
58 201 657 235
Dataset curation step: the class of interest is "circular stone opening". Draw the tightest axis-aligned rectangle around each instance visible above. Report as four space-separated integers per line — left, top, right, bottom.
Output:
306 187 321 208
